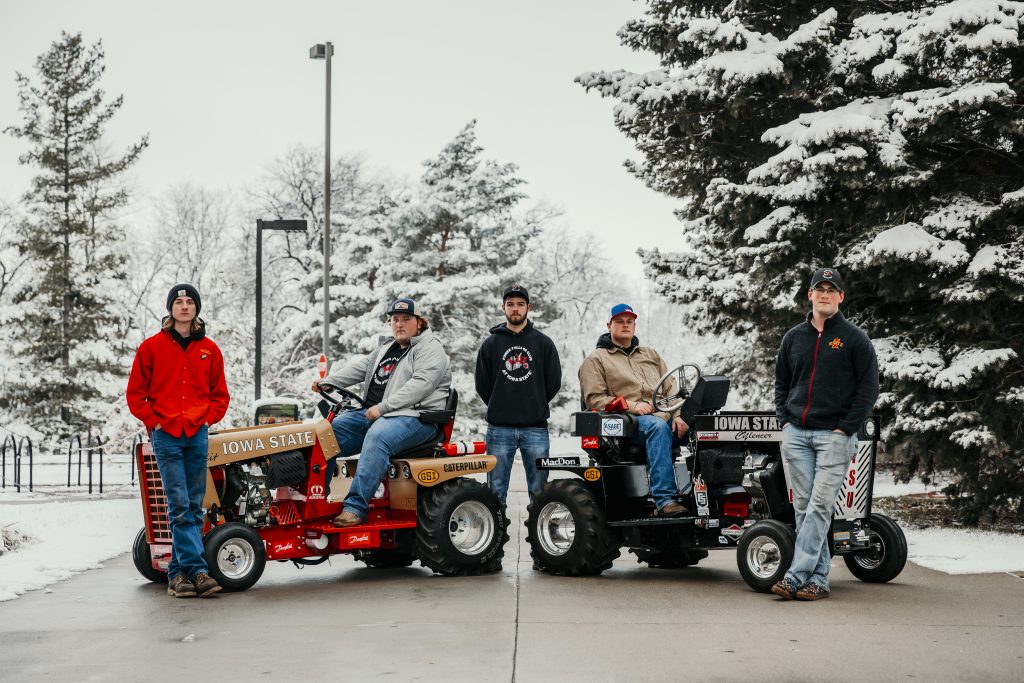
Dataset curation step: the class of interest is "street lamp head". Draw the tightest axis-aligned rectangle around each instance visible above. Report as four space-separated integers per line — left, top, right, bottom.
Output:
309 43 333 59
258 219 308 232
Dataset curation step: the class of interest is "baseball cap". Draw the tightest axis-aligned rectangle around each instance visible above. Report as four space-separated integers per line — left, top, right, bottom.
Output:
502 284 530 303
608 303 637 322
809 268 845 292
386 297 422 317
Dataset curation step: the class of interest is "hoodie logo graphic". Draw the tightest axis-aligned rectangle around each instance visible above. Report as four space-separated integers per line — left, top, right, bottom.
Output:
501 346 534 383
829 338 843 349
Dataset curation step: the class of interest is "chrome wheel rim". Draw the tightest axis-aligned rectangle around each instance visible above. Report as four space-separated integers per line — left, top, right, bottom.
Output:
217 539 256 579
852 530 885 570
537 502 575 556
746 536 782 579
448 500 495 555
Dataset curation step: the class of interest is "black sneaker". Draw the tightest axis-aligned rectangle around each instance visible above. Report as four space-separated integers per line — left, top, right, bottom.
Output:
167 574 197 598
770 577 798 600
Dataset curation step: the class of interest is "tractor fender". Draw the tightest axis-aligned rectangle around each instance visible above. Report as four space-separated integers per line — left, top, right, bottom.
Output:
403 455 496 488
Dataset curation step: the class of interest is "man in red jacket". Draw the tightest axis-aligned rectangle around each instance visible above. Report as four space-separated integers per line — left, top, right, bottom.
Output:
127 284 231 598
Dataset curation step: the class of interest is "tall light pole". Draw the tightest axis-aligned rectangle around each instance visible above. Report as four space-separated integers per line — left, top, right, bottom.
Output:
309 41 333 373
255 218 307 400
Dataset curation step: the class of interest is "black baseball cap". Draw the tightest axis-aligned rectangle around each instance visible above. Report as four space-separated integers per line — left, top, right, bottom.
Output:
809 267 845 292
502 284 530 303
386 297 422 317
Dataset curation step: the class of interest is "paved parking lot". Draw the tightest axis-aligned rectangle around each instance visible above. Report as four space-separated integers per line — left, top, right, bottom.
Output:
2 467 1022 682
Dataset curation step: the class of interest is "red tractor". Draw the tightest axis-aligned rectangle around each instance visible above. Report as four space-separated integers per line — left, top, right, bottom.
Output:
133 384 508 591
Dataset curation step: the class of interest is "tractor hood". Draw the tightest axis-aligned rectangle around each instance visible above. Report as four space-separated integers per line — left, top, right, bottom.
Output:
207 420 341 466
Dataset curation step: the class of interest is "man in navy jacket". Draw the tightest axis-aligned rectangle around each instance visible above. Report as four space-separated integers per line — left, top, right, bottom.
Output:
475 284 561 504
771 267 879 601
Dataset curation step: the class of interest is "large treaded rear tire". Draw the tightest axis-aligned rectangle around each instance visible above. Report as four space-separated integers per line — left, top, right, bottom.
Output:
630 547 708 568
357 529 416 569
132 527 168 583
843 513 908 583
526 479 621 576
416 478 509 576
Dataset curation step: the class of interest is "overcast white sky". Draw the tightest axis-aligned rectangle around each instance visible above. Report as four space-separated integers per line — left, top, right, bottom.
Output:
0 1 684 278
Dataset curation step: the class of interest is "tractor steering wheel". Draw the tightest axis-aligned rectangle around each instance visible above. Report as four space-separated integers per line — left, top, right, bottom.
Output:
652 363 703 413
317 381 367 412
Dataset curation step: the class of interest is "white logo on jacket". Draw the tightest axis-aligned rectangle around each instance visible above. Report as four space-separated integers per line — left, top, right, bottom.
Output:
500 345 534 383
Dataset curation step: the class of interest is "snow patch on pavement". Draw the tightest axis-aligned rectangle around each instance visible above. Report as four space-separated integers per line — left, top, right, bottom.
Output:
905 527 1024 575
0 497 139 602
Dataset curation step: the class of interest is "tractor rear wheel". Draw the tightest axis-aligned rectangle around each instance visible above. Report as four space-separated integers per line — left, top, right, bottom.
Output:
736 520 795 592
203 523 266 592
357 529 416 569
416 478 509 576
526 479 620 576
132 528 168 583
843 513 908 583
630 547 708 568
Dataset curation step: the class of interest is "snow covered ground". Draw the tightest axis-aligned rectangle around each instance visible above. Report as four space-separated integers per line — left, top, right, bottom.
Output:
0 497 140 602
0 441 1021 603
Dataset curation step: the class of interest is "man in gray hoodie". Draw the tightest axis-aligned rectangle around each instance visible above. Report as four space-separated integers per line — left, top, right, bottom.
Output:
313 298 452 526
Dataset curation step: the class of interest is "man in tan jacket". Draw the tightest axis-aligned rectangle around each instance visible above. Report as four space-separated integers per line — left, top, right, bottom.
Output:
578 303 691 516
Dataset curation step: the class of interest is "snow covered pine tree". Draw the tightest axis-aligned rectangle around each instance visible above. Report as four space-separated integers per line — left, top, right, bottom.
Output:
578 1 1024 523
5 32 148 434
375 121 550 428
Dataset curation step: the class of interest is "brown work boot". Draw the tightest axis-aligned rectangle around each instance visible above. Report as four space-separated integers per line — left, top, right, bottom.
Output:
770 577 798 600
332 510 366 527
657 501 688 517
167 574 196 598
192 572 222 598
795 583 830 601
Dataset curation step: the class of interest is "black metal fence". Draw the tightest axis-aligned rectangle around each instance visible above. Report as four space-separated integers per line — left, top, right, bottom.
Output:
1 433 33 492
1 427 143 495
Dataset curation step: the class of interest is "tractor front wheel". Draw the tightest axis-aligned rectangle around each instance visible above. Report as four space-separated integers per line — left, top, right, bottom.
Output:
416 478 509 576
132 528 168 583
736 520 795 592
203 523 266 592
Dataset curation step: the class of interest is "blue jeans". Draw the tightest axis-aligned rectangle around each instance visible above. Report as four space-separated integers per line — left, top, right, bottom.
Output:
330 410 438 518
636 415 691 509
486 425 549 504
782 425 857 590
151 426 209 582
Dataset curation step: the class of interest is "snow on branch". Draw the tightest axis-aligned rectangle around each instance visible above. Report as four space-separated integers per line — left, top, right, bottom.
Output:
932 347 1017 389
874 336 945 384
858 223 970 270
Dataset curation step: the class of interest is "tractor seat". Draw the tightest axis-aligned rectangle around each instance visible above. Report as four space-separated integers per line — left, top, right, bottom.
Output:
390 388 459 460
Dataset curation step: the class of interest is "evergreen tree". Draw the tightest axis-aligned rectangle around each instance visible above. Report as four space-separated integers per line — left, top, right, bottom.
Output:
579 1 1024 522
247 147 401 397
5 32 147 433
373 121 550 430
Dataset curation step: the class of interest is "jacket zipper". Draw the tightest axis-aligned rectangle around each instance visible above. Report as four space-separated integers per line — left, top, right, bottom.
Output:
800 329 823 426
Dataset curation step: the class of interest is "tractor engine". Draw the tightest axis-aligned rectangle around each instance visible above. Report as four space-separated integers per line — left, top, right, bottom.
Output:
214 449 308 527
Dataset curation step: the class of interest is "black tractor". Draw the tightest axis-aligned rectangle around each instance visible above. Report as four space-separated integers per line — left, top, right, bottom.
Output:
526 364 908 591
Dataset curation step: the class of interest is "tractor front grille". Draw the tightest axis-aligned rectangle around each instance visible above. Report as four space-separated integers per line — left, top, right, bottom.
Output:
138 444 172 543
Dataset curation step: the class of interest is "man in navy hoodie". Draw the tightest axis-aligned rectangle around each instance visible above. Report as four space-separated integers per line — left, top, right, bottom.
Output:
771 267 879 601
475 284 562 504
